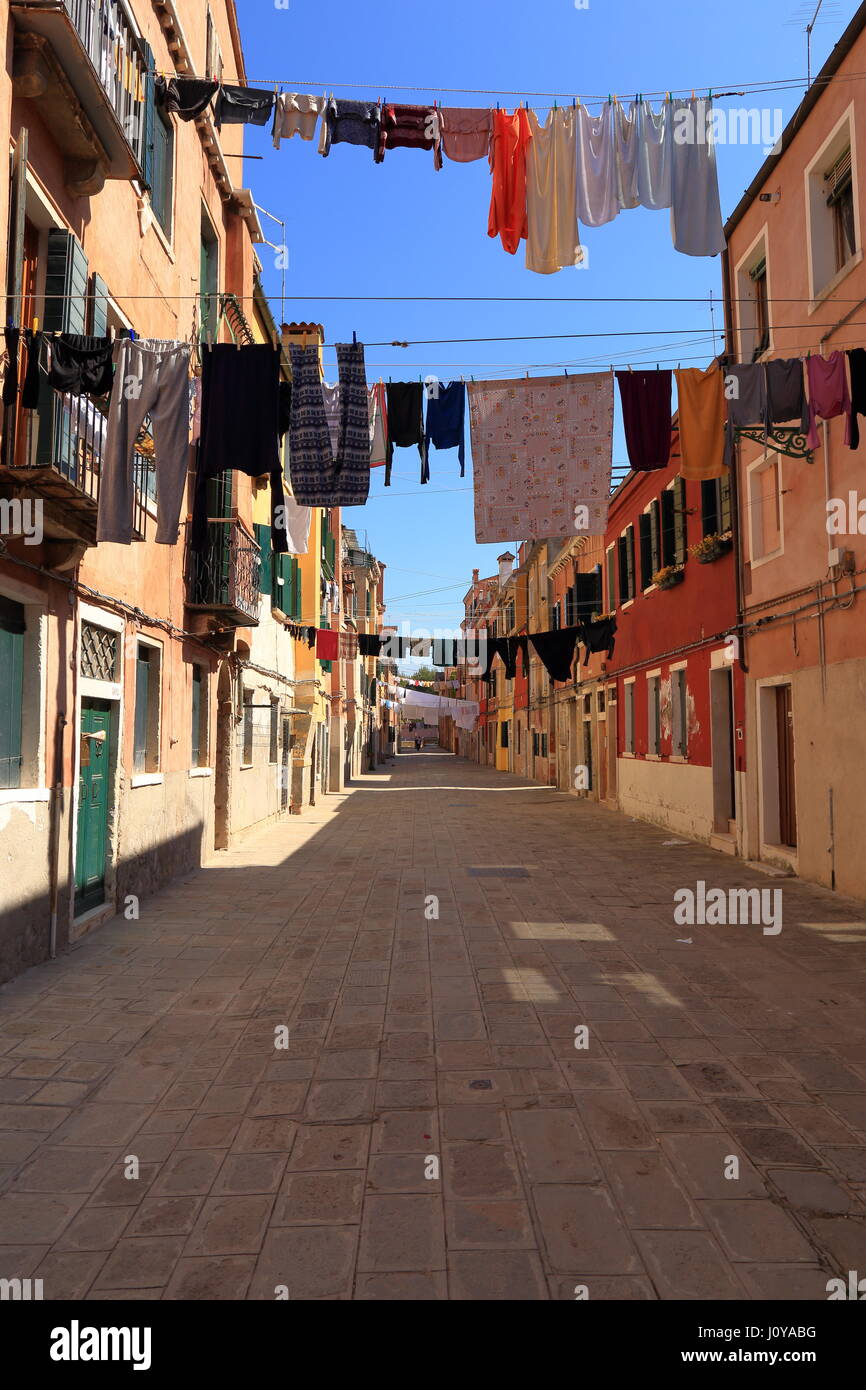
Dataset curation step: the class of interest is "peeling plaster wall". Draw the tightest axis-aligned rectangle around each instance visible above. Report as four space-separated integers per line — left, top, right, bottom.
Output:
617 757 716 842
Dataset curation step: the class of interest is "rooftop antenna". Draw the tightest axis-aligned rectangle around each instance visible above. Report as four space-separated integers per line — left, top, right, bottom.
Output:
786 0 843 87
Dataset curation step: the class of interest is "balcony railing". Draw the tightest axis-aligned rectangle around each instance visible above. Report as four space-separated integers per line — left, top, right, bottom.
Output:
187 519 262 626
2 384 150 542
12 0 148 177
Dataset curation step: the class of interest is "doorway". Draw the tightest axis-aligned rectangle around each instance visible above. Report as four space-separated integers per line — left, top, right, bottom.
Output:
74 699 113 916
280 717 292 812
710 667 737 833
775 685 797 848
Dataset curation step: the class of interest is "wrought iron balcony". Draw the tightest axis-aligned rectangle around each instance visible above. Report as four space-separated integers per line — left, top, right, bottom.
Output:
11 0 148 195
0 384 149 547
187 520 263 628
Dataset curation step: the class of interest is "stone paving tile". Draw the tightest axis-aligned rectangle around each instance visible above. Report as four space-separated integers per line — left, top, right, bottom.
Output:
3 752 866 1298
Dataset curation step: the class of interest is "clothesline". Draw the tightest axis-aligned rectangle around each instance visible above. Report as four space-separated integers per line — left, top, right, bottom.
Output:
207 71 861 102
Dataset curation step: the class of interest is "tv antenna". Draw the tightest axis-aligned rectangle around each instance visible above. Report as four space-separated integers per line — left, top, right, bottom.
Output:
786 1 843 86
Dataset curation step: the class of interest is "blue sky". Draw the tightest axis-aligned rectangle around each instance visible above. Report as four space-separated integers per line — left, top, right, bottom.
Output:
236 0 859 651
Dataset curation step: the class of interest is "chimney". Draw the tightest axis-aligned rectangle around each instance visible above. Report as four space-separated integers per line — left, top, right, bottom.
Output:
498 551 515 586
472 568 480 584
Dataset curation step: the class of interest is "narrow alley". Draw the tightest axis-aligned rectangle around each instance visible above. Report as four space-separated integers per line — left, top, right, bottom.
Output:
1 751 865 1301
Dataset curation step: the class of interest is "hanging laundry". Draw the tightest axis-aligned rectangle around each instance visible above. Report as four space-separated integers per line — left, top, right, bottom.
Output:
806 351 852 449
155 76 218 120
339 632 358 660
2 327 42 410
278 380 292 439
635 98 673 210
358 634 382 657
190 343 288 554
424 381 466 478
288 341 370 507
580 616 617 663
385 382 426 485
847 348 866 449
675 365 727 480
47 334 114 397
191 377 203 444
488 107 533 255
669 98 726 258
575 102 618 228
322 380 342 458
377 104 442 169
368 381 388 467
722 362 768 469
525 106 581 275
283 495 312 555
318 98 381 157
98 339 191 546
483 635 529 679
306 627 317 649
616 370 672 472
214 85 275 131
440 107 493 163
468 373 613 542
316 628 339 662
272 92 326 146
765 357 808 432
529 628 581 683
613 99 640 211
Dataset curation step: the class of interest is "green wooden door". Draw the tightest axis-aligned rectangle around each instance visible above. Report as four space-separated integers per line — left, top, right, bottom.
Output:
74 700 112 915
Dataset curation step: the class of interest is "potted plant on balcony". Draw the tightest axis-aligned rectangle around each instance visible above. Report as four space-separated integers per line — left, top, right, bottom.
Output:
652 564 686 591
690 530 733 564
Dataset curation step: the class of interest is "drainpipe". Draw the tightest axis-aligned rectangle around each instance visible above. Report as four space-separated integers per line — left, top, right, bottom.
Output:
48 590 76 959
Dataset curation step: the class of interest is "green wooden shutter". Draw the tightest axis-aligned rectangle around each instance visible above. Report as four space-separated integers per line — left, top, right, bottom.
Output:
674 478 687 564
0 598 25 789
650 499 661 574
255 524 272 596
91 273 110 337
638 513 653 590
37 231 90 473
141 40 156 190
661 488 676 566
134 653 150 773
191 666 202 766
625 524 636 600
293 560 303 620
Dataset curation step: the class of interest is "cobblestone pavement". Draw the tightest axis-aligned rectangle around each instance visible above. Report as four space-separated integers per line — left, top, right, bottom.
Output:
2 751 866 1300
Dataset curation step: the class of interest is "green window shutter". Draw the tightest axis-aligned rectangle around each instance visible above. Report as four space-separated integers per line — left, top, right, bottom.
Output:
674 478 687 565
254 524 272 596
141 40 156 190
625 524 636 600
0 598 25 790
661 488 676 566
43 229 89 335
606 547 616 610
720 473 733 533
650 499 661 574
291 559 302 619
91 273 110 338
134 654 150 773
191 667 202 766
638 513 653 590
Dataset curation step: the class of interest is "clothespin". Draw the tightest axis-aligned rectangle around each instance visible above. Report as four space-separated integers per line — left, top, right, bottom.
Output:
129 330 136 341
628 364 633 373
607 94 612 105
32 317 39 333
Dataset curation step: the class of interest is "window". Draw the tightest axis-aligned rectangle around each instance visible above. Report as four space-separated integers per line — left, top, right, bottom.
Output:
242 689 254 765
750 259 769 361
573 569 602 622
827 147 855 275
624 682 636 754
541 733 548 759
150 108 174 234
749 457 782 562
134 644 161 774
191 665 209 768
516 723 521 755
205 7 224 84
200 212 219 342
647 675 661 755
0 597 25 789
501 722 509 749
671 669 688 757
807 117 859 298
532 730 539 758
617 526 636 603
639 512 653 590
736 234 771 361
701 476 733 538
81 622 118 682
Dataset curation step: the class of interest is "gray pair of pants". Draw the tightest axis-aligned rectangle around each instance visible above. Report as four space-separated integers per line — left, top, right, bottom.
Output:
98 338 191 545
